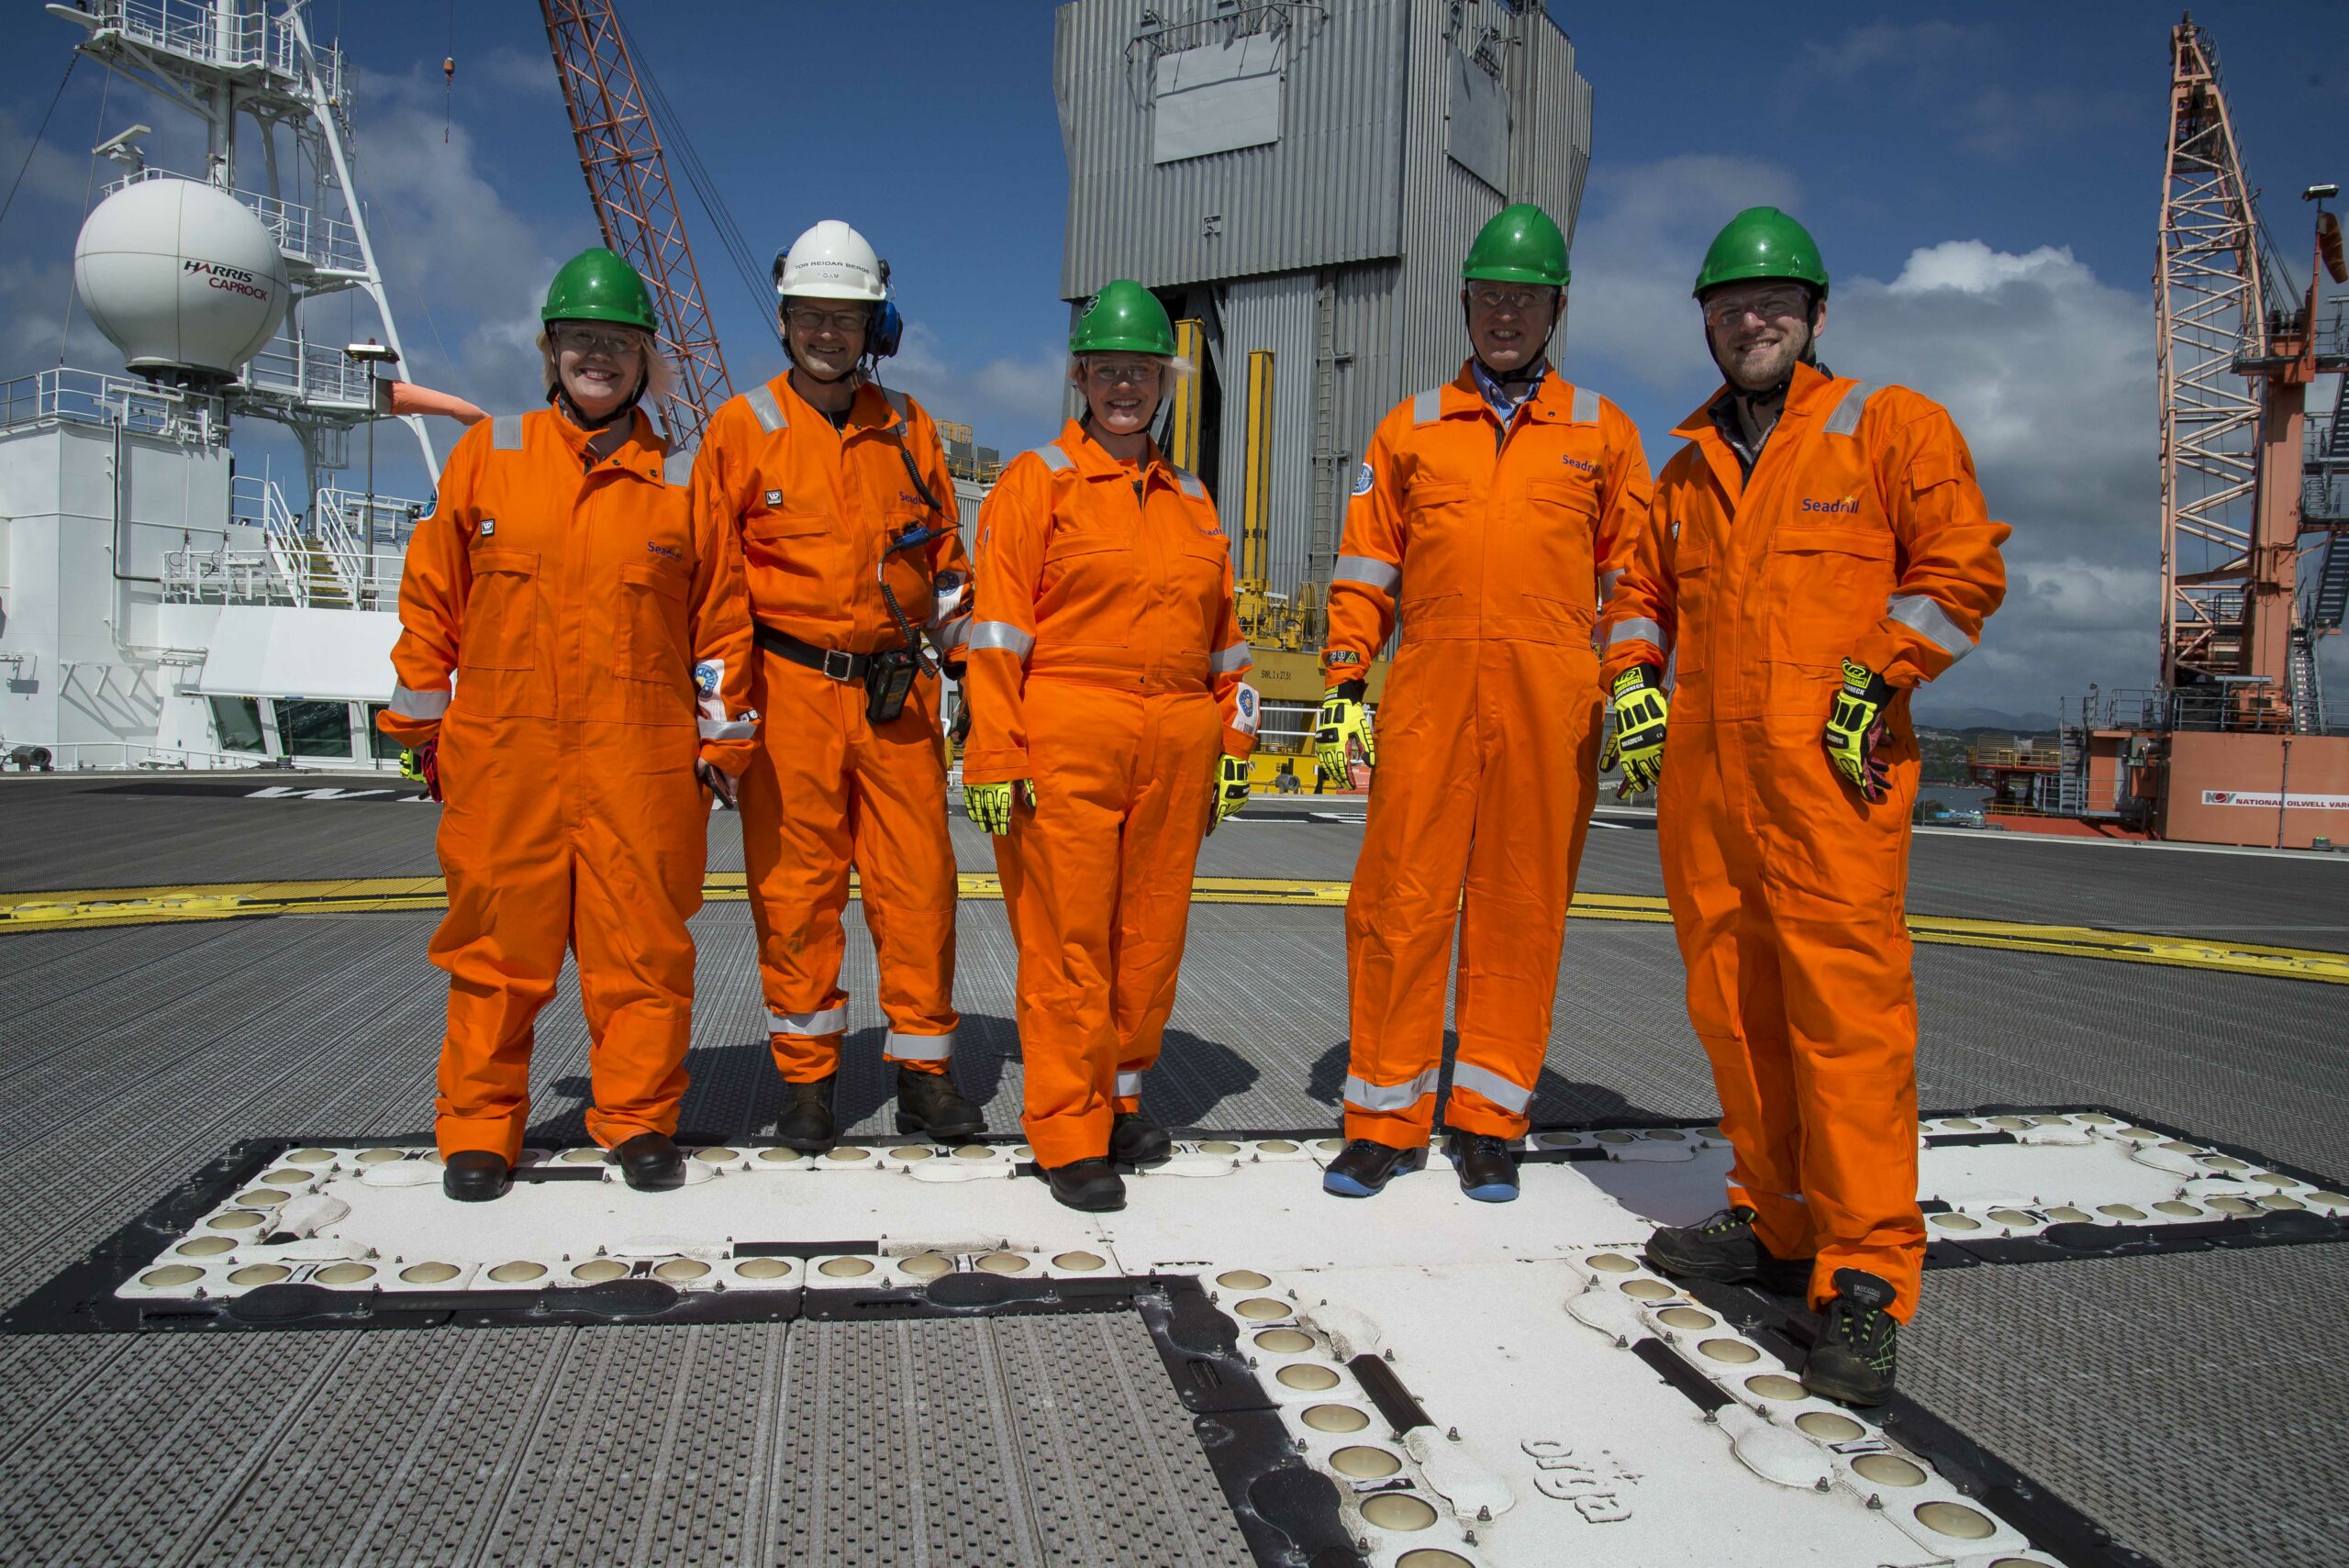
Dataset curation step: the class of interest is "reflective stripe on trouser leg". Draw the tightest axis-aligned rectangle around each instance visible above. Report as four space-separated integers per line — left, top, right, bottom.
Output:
573 753 703 1151
1003 683 1145 1168
1115 1071 1144 1098
885 1029 953 1062
429 728 573 1162
1660 716 1816 1266
1342 1066 1440 1111
1109 689 1222 1111
1341 640 1479 1148
847 671 960 1072
742 657 856 1084
1447 640 1598 1140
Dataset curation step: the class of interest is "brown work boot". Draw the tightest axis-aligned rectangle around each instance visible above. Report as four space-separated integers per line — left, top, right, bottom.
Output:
774 1074 837 1151
895 1064 984 1140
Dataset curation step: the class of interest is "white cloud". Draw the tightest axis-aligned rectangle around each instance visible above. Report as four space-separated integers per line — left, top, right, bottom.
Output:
1564 154 1800 393
880 319 1069 454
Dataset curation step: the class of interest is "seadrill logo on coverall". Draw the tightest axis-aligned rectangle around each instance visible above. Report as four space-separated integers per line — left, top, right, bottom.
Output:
1800 495 1864 516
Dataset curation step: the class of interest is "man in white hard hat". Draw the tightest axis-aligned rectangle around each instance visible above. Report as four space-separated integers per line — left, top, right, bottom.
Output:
690 219 979 1149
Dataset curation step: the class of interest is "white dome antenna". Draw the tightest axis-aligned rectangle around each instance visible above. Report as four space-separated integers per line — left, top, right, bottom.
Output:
73 177 290 380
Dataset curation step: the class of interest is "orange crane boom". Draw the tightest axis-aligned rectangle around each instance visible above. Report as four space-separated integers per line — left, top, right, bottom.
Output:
541 0 732 449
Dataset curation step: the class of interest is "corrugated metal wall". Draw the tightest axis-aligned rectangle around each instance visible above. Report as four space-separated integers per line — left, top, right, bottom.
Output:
1057 0 1408 298
1055 0 1592 612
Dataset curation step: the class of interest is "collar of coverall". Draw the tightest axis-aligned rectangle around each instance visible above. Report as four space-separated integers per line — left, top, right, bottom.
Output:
774 369 902 437
1058 416 1179 490
1441 359 1573 426
1673 358 1842 442
546 402 666 483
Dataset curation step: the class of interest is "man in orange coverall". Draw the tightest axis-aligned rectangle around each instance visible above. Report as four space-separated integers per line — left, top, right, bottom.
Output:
960 280 1259 1213
1609 208 2009 1405
378 249 757 1202
692 219 981 1150
1317 204 1653 1205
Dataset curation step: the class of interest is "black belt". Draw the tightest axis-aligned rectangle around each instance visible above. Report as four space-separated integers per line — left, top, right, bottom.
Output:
755 624 903 684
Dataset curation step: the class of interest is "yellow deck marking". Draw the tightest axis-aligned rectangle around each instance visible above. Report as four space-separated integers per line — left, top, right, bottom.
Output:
4 875 2345 984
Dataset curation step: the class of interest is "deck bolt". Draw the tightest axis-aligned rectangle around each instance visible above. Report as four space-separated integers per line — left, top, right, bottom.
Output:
1447 1426 1460 1441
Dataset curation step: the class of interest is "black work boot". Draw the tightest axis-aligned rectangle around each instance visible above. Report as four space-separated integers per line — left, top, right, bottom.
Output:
442 1150 510 1203
775 1074 838 1151
1109 1111 1174 1167
1041 1157 1126 1212
1644 1205 1814 1294
1443 1129 1519 1202
1804 1268 1900 1406
609 1131 686 1192
895 1065 984 1140
1321 1139 1427 1198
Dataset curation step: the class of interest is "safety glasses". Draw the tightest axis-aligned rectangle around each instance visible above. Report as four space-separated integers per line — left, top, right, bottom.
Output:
550 326 643 358
784 306 872 336
1702 289 1811 328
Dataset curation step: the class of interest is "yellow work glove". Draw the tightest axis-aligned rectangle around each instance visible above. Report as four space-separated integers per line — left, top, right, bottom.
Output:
1598 665 1669 799
963 778 1034 836
1823 658 1894 803
1210 754 1252 831
1315 680 1375 786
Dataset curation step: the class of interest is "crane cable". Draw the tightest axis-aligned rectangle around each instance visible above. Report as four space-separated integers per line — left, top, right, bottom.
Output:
610 7 782 346
0 56 77 238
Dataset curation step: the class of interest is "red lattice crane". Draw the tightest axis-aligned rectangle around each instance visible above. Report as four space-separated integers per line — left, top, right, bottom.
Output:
541 0 732 448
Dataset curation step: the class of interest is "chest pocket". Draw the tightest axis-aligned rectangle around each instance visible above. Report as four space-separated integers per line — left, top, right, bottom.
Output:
1520 480 1599 629
460 550 539 672
1762 525 1897 670
1399 480 1475 618
744 506 829 544
1671 541 1714 675
615 561 691 689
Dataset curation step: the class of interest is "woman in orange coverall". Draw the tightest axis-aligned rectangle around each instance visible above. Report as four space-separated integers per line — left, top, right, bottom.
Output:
376 250 757 1204
961 280 1259 1213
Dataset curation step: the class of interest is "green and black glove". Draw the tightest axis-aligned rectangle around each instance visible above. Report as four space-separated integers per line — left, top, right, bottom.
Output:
1315 680 1375 786
1210 754 1252 831
963 778 1035 836
1823 658 1894 803
1598 665 1669 799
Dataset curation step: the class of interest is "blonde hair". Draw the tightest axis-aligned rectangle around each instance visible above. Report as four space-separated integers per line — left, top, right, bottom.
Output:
539 323 677 409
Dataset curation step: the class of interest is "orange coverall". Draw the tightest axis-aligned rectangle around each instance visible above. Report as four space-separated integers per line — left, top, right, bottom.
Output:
693 373 970 1083
379 408 757 1162
1329 368 1653 1147
963 421 1257 1168
1601 363 2009 1321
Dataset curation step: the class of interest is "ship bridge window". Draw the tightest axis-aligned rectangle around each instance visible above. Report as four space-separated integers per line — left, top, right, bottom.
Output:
208 696 267 755
274 699 353 761
363 704 405 763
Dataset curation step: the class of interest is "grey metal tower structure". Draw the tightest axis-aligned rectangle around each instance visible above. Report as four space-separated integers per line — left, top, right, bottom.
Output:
1054 0 1592 639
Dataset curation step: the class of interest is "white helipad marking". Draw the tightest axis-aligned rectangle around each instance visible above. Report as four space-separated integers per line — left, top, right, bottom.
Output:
119 1121 2283 1567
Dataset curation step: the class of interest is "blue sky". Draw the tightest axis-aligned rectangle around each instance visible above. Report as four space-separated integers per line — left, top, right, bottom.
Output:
4 1 2345 723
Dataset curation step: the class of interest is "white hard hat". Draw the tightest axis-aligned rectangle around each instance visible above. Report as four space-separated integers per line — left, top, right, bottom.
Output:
773 219 886 303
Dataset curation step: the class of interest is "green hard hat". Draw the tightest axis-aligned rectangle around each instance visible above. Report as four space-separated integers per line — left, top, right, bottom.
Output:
1071 279 1177 356
541 248 659 331
1462 203 1571 288
1692 207 1830 299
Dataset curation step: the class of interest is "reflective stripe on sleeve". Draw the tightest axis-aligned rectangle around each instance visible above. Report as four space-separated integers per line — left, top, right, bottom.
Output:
662 449 694 486
1412 387 1444 424
697 717 756 741
1607 617 1665 648
1600 569 1623 600
1888 593 1976 661
1449 1062 1533 1115
1343 1067 1440 1112
768 1006 846 1036
1031 444 1073 473
1174 468 1208 499
1209 641 1250 674
966 621 1034 659
1823 383 1878 437
1115 1071 1144 1097
745 384 788 434
389 684 451 718
1332 554 1401 594
490 414 524 450
931 618 971 651
886 1030 953 1062
1571 385 1599 423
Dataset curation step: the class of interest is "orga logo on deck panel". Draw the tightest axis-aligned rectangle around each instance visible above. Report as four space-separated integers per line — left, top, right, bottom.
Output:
2202 790 2349 809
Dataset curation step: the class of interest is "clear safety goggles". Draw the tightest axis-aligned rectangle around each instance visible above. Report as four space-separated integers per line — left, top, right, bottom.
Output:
1467 286 1553 315
784 305 872 335
550 326 644 357
1082 360 1164 387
